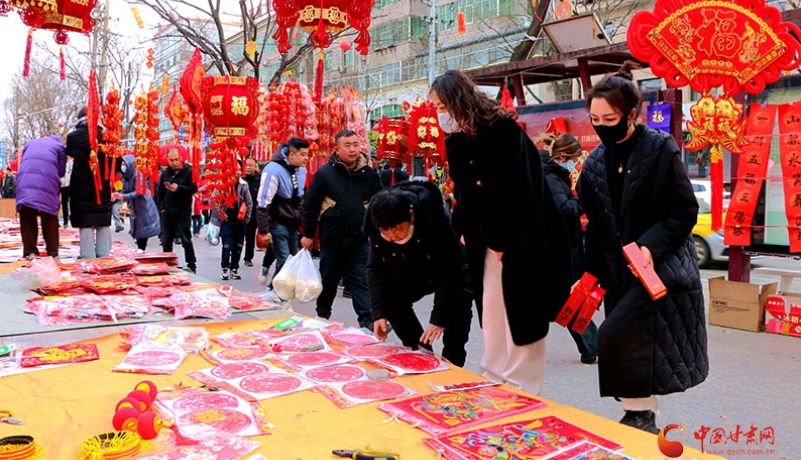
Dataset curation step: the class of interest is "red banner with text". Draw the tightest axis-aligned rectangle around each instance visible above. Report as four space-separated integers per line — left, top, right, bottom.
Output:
725 104 776 246
777 103 801 252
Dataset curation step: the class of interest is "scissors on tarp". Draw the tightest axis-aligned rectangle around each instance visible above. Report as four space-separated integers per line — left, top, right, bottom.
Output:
332 449 399 459
0 410 24 425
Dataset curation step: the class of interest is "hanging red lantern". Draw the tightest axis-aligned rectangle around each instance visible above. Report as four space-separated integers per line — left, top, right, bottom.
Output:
407 100 445 166
456 12 466 35
273 0 373 54
201 75 261 138
100 87 124 182
339 36 351 52
9 0 98 45
374 116 409 164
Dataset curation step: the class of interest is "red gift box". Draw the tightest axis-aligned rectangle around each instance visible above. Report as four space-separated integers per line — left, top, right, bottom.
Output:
765 294 801 338
572 285 606 334
555 273 597 327
622 243 667 301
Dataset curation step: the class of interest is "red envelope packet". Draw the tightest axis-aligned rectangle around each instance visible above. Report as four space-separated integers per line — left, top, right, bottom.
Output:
622 243 667 301
572 285 605 334
20 343 100 367
555 273 597 327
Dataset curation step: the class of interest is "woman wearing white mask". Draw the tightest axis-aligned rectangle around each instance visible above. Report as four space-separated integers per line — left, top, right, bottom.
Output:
538 133 599 365
430 70 573 395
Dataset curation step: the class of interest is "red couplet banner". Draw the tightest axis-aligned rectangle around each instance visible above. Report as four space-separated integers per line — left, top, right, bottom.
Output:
725 104 776 247
777 103 801 252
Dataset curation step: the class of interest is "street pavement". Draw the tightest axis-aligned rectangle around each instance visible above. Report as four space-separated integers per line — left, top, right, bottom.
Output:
11 224 798 459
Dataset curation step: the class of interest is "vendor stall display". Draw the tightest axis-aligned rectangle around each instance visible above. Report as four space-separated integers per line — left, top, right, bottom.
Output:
0 316 723 459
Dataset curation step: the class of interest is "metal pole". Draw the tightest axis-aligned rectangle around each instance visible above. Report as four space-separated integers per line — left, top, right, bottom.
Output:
427 0 436 86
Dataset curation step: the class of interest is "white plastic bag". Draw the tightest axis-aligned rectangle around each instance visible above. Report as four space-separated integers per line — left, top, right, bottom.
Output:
206 223 220 246
271 249 323 302
10 256 62 290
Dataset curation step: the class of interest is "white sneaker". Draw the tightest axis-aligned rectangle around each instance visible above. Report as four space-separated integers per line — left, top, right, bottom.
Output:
258 267 268 285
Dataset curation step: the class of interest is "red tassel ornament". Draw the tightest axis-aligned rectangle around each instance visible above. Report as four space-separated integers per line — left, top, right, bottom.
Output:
23 29 33 77
59 47 66 81
314 51 325 103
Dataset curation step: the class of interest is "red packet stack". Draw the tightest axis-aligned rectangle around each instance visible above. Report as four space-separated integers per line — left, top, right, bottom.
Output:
20 344 100 367
555 273 605 335
555 273 597 327
622 242 667 301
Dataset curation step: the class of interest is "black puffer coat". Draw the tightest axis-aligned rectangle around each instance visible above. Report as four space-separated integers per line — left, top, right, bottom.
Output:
577 125 708 398
541 152 584 281
66 118 117 228
446 116 573 346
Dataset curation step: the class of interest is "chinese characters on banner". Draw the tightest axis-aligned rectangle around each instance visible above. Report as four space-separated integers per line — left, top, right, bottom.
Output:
777 103 801 252
647 103 671 133
725 104 776 246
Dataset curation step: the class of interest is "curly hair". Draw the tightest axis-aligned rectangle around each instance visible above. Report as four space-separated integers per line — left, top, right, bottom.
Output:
430 70 511 139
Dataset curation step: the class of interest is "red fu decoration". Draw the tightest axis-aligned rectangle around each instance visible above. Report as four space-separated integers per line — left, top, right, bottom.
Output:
201 75 261 139
375 116 409 165
9 0 98 45
628 0 801 229
407 100 446 166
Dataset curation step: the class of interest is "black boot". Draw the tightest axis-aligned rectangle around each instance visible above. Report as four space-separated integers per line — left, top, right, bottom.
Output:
619 410 660 434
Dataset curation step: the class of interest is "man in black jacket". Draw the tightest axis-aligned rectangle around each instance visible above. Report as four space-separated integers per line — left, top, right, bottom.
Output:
301 130 381 329
158 149 200 273
242 158 261 267
378 162 410 190
365 180 473 366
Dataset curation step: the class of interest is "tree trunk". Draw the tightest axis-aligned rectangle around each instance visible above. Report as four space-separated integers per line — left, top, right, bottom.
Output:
509 0 553 62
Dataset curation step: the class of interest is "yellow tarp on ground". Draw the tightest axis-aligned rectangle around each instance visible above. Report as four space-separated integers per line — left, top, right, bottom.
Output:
0 317 722 460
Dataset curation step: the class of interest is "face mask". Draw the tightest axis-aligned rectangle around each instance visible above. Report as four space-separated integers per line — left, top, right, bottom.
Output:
559 160 575 173
120 164 127 173
438 112 461 134
381 224 414 245
593 116 630 145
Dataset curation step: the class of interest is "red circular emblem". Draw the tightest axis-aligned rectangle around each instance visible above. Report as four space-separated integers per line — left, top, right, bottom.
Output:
380 353 440 372
341 380 406 401
305 364 365 383
178 408 251 433
287 352 341 367
211 362 271 380
173 392 240 411
239 373 302 394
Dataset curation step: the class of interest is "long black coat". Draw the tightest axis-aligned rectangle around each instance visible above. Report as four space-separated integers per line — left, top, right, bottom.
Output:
66 119 116 228
541 153 584 281
577 125 708 398
446 116 573 346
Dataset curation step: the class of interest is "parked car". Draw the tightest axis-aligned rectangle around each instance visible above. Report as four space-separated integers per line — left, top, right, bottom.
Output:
691 178 731 210
693 200 728 268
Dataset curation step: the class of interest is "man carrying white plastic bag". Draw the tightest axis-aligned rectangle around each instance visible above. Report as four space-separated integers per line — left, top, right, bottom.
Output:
271 249 323 303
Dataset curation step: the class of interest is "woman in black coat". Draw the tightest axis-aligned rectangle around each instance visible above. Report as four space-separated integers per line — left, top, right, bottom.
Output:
66 107 117 259
431 70 573 395
538 133 598 365
577 62 708 434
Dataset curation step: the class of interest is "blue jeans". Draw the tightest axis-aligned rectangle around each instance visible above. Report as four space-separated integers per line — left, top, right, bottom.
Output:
268 221 299 288
79 226 112 259
316 242 372 328
220 220 245 270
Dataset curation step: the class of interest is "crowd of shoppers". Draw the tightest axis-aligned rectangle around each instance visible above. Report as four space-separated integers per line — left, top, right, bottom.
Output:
9 67 708 438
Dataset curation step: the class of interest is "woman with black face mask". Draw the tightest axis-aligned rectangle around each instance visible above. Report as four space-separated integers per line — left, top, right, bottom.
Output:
577 61 708 434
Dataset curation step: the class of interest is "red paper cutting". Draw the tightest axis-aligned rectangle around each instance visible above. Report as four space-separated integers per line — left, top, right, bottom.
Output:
342 380 406 400
303 364 366 383
379 352 443 373
210 362 272 380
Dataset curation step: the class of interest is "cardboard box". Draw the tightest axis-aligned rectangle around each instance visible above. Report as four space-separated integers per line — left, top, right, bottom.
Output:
708 276 778 332
765 292 801 338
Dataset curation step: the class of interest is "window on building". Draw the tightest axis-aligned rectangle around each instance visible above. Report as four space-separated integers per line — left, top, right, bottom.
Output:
370 19 412 51
324 51 333 71
411 17 428 40
343 49 353 67
374 0 400 9
639 78 662 91
439 3 456 31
